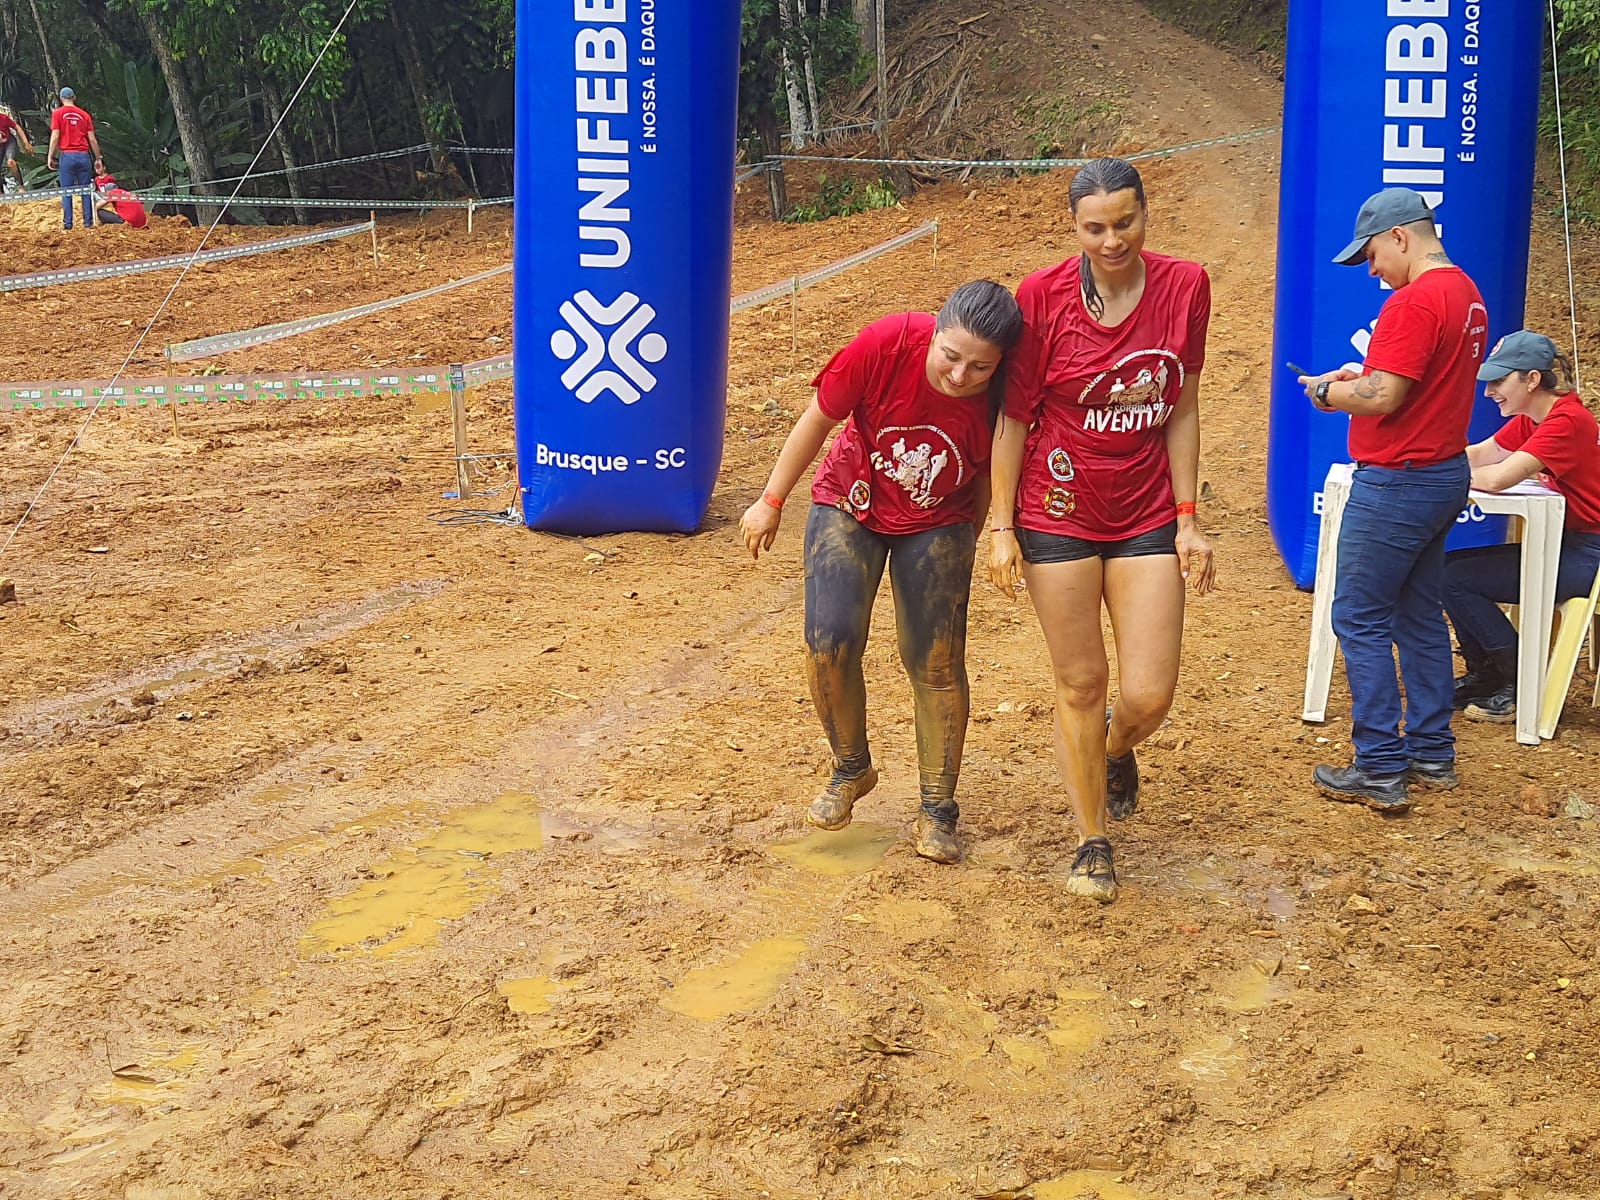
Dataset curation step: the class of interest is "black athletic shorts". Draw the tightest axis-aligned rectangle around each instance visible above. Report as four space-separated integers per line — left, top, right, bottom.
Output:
1016 519 1179 565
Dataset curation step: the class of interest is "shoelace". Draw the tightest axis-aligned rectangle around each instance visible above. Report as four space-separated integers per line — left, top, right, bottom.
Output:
1073 837 1117 881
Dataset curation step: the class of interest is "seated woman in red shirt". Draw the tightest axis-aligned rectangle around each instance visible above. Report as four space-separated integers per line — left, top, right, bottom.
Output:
740 281 1023 863
1446 330 1600 722
989 157 1215 904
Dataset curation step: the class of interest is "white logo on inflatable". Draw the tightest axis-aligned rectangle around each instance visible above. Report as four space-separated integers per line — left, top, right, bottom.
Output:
549 291 669 405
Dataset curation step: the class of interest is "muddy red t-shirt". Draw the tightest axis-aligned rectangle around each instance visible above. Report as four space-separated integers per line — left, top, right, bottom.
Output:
1005 251 1210 540
810 313 992 535
105 190 148 228
50 104 93 154
1353 266 1486 468
1493 392 1600 534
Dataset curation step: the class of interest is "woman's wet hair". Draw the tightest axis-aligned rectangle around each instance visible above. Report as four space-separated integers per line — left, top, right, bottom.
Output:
935 280 1023 423
936 279 1024 351
1069 157 1147 319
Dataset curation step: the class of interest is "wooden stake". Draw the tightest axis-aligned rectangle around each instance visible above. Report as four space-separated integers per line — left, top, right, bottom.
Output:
467 198 475 235
932 220 940 270
790 278 799 354
876 0 889 152
370 212 380 268
165 347 179 437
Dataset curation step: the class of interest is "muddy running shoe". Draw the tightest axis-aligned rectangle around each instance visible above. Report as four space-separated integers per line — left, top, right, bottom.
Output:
1406 759 1459 790
807 764 878 830
1465 684 1516 724
1064 836 1118 904
1312 763 1410 813
913 810 960 864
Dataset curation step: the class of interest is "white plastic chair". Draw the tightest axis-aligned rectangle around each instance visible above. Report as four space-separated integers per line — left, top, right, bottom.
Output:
1537 563 1600 738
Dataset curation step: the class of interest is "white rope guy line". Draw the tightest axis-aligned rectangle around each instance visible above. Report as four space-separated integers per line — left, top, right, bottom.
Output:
0 0 365 560
1548 0 1583 391
0 221 372 292
167 264 512 361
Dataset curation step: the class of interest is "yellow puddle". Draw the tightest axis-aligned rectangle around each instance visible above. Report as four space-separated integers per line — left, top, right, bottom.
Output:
661 936 808 1021
299 791 544 958
1045 998 1106 1056
1499 853 1599 877
1219 963 1285 1013
91 1043 207 1108
769 822 896 876
1032 1170 1153 1200
499 976 558 1015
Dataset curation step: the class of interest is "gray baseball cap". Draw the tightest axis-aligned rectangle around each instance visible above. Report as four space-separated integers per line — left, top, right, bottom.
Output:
59 86 74 100
1478 330 1558 381
1333 188 1436 265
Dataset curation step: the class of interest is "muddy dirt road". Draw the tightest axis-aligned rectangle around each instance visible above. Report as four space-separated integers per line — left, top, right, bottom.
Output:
3 2 1599 1197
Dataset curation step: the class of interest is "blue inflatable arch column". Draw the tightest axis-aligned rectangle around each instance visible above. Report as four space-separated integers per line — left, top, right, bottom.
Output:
513 0 743 534
1268 1 1545 587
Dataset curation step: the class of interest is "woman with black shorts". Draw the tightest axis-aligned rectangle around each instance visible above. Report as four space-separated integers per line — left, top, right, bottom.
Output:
741 281 1024 863
989 158 1216 903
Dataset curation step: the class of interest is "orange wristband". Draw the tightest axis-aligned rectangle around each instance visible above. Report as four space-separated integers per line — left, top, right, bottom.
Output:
762 490 784 510
1176 501 1197 516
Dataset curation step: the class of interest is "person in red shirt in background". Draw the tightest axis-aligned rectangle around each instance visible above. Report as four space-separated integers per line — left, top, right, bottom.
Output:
45 86 105 230
93 173 148 228
0 104 34 194
1445 331 1600 722
740 281 1024 865
989 157 1216 905
1299 188 1487 812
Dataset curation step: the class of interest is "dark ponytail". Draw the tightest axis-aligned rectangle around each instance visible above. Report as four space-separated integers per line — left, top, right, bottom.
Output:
1531 350 1575 395
1068 157 1147 320
937 279 1024 426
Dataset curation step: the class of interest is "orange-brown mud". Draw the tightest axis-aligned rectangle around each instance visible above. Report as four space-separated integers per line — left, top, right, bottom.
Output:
2 2 1599 1198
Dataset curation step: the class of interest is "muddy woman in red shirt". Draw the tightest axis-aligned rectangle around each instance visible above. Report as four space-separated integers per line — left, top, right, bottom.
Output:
740 281 1024 863
989 158 1216 904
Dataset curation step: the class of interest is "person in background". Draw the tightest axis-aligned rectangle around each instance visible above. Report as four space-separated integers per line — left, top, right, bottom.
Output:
1299 188 1487 812
0 103 33 194
741 281 1024 865
1445 331 1600 723
989 156 1216 905
46 86 105 230
94 173 148 228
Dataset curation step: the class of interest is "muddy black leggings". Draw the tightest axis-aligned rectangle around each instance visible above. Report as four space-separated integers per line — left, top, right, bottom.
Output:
803 504 976 819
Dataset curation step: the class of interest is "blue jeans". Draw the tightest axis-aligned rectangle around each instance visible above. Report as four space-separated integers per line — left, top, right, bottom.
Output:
1332 455 1470 773
58 151 93 228
1445 531 1600 656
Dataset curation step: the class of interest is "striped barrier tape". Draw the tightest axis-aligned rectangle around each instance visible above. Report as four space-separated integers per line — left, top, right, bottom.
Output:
769 125 1283 172
143 144 517 193
0 221 374 293
2 368 450 412
730 221 938 313
0 184 96 207
167 264 512 361
3 222 939 413
132 192 509 211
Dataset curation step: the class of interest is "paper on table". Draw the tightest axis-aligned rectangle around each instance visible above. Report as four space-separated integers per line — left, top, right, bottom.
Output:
1476 478 1562 498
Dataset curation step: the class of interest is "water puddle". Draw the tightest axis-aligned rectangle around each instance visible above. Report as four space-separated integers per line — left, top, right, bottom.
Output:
769 822 896 876
299 791 544 958
1045 995 1106 1056
1032 1170 1153 1200
1179 1033 1246 1084
1499 853 1599 877
499 976 559 1015
1219 962 1286 1013
1 580 448 742
660 936 809 1021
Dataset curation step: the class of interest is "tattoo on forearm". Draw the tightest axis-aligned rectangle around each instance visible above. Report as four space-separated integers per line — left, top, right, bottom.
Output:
1350 375 1381 403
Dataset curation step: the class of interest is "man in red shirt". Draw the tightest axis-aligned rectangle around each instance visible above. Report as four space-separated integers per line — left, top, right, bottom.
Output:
0 105 33 194
45 87 105 230
1298 188 1486 811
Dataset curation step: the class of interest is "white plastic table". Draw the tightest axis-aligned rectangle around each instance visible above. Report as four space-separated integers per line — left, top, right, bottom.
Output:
1302 462 1566 747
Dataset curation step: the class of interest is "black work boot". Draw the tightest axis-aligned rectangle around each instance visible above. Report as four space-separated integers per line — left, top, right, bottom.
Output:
1312 763 1410 813
1406 759 1459 790
1454 647 1515 710
1465 683 1516 724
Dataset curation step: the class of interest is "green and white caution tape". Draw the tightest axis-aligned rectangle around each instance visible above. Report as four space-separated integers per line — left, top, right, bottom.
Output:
1 367 450 412
132 192 510 211
0 221 375 293
730 221 938 313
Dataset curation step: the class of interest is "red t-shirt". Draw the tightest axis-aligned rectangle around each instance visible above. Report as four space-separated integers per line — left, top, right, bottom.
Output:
51 104 94 153
1353 266 1486 468
1493 392 1600 534
810 313 992 535
0 114 17 147
107 192 148 228
1005 251 1211 540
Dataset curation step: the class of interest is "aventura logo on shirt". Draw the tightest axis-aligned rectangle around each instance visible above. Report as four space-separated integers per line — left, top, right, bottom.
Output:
1076 349 1184 434
562 0 668 405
